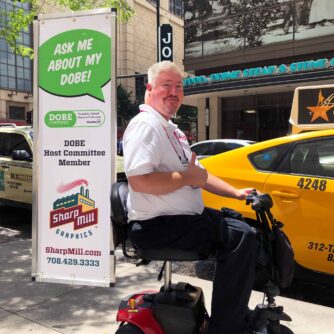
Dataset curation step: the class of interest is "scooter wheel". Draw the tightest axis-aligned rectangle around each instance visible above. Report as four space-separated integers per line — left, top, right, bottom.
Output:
279 324 293 334
267 323 294 334
115 324 144 334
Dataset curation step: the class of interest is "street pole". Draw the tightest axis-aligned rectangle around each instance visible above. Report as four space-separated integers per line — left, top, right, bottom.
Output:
156 0 160 61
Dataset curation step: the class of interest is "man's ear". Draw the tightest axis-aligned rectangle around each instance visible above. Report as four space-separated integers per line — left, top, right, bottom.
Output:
146 83 152 92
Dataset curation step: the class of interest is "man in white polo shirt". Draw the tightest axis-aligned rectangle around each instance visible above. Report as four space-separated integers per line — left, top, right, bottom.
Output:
123 61 257 334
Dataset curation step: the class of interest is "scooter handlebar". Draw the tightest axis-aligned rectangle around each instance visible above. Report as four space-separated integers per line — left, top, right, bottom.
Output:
246 190 273 211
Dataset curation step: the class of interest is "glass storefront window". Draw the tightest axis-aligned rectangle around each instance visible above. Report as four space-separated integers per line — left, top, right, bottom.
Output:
23 33 30 46
8 77 16 89
0 76 8 88
7 53 15 65
0 0 32 92
24 68 31 80
8 65 15 77
16 55 23 67
0 63 7 76
0 51 7 63
17 79 24 90
17 67 24 79
0 38 7 50
24 80 31 91
23 57 31 68
8 105 25 120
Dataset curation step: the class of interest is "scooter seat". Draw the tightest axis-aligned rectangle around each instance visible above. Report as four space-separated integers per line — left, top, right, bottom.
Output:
110 181 207 262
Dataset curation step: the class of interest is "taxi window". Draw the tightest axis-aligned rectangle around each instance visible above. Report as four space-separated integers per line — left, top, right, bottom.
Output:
191 142 211 155
0 133 5 156
319 143 334 177
211 142 244 155
249 144 290 171
288 139 334 178
211 142 228 155
0 133 32 157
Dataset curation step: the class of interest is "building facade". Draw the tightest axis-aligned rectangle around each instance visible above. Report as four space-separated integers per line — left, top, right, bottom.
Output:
183 0 334 142
117 0 184 101
0 0 184 124
0 0 33 125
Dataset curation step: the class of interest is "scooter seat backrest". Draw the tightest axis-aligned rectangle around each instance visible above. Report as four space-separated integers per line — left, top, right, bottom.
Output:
110 182 129 226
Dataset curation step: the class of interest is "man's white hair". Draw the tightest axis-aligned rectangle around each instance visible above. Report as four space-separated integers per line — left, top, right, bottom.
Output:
147 61 184 87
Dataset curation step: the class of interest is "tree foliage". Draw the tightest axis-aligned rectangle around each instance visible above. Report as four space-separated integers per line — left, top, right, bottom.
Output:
174 105 198 141
0 0 134 58
185 0 277 47
117 84 139 127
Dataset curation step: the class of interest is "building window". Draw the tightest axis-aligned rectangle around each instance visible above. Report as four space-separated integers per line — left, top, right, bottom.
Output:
135 73 146 103
147 0 157 6
0 0 32 93
8 106 25 121
170 0 183 18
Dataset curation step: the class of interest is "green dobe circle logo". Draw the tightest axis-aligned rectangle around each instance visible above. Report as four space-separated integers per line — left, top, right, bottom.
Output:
39 29 111 102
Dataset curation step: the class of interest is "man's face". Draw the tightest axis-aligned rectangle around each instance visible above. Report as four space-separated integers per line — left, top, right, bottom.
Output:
147 70 184 120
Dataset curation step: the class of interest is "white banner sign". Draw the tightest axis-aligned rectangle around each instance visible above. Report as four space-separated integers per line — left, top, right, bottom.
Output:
33 9 116 286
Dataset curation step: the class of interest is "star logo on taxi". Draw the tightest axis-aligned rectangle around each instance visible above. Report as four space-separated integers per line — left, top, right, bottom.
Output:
306 90 334 122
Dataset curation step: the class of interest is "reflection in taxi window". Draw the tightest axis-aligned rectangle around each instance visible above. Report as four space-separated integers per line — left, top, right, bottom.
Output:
191 142 211 155
289 139 334 178
0 133 32 158
250 144 289 171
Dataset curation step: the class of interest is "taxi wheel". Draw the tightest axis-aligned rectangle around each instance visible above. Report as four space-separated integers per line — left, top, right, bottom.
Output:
115 324 144 334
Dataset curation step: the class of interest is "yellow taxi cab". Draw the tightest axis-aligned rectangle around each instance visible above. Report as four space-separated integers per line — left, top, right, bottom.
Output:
201 85 334 284
0 123 125 208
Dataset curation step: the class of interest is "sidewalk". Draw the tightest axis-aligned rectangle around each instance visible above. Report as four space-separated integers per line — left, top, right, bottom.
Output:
0 239 333 334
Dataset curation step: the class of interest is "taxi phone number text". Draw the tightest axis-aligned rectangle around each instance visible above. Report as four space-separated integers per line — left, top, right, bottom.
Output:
47 257 99 266
308 242 334 262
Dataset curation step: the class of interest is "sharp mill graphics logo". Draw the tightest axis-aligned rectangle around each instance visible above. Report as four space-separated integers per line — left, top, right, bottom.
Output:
50 179 98 239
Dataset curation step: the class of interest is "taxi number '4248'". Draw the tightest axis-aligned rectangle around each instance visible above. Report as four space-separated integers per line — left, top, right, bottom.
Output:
297 177 327 191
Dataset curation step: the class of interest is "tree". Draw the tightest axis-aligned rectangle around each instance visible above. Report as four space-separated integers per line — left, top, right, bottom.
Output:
0 0 134 58
117 84 139 128
174 105 198 143
184 0 213 43
235 0 276 48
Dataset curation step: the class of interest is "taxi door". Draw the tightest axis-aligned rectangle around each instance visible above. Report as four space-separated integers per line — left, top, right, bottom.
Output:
0 132 33 205
263 137 334 276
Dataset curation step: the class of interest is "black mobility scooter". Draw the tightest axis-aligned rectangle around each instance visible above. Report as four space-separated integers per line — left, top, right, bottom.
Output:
110 182 294 334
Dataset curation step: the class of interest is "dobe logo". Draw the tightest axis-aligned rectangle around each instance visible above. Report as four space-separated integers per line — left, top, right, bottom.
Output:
307 89 334 122
50 179 98 239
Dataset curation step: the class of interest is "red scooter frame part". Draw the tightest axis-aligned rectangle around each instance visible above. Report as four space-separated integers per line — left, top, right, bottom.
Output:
116 290 164 334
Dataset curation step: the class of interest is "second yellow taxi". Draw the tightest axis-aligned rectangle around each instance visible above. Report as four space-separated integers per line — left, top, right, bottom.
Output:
201 128 334 284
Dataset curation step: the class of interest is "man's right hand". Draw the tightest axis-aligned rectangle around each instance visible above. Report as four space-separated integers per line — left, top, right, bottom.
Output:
184 152 208 188
128 152 208 195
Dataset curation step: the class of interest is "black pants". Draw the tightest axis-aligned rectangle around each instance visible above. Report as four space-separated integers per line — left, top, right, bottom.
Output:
129 208 256 334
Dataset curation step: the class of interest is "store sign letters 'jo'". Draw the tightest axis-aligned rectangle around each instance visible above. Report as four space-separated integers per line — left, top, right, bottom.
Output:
159 24 173 62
